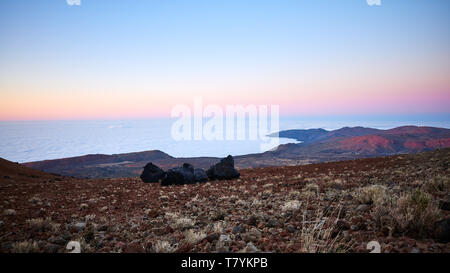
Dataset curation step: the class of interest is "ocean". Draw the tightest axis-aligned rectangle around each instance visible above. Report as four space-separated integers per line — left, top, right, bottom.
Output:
1 116 449 163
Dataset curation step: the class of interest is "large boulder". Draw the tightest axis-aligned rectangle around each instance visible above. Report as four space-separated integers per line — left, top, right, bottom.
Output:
194 168 208 183
435 218 450 243
161 163 196 186
206 155 240 180
140 163 166 183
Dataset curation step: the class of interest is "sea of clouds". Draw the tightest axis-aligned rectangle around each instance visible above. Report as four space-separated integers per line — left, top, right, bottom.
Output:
0 117 448 163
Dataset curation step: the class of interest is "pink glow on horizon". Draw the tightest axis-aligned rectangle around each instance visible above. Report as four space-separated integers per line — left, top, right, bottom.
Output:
0 85 449 120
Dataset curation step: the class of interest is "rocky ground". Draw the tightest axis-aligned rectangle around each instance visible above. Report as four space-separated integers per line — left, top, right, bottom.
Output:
0 149 449 253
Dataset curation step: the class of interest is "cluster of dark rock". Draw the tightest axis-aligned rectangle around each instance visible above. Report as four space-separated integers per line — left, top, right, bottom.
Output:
140 155 240 186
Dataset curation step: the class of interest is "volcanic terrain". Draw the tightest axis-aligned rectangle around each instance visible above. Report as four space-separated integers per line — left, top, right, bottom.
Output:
23 126 450 179
1 148 449 253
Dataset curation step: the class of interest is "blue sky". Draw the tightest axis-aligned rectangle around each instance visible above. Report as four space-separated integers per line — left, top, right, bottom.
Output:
0 0 449 119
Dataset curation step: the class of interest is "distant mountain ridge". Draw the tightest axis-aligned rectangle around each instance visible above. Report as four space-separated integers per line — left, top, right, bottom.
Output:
272 126 382 143
21 125 450 178
24 150 219 178
264 126 450 158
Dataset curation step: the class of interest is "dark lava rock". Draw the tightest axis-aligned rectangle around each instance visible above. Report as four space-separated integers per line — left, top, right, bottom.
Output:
98 225 108 232
73 222 86 231
206 155 240 180
162 163 196 186
140 163 166 183
266 219 279 228
247 215 259 226
434 218 450 243
356 204 369 212
232 225 244 234
206 233 220 242
343 194 353 201
146 209 160 218
161 163 209 186
194 168 208 183
286 225 296 233
48 236 66 246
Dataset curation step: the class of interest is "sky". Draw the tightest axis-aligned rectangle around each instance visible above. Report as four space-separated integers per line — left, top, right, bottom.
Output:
0 0 449 120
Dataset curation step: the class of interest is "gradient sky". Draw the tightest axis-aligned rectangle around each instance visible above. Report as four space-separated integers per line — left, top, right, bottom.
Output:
0 0 449 120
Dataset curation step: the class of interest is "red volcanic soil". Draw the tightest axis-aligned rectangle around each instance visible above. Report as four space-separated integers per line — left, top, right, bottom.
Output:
331 128 450 154
425 139 450 149
1 149 449 253
0 158 61 183
382 126 445 135
336 135 450 153
337 135 396 153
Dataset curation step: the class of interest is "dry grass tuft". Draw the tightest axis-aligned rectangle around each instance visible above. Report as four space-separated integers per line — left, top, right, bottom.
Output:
371 189 440 237
356 185 387 205
26 217 60 232
184 229 207 245
11 240 40 253
298 204 346 253
281 200 301 212
153 240 177 253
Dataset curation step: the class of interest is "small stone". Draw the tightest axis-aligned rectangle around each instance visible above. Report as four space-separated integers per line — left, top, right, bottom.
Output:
243 228 262 242
266 219 279 228
232 225 244 234
356 204 369 212
248 215 258 226
219 234 231 242
286 225 296 233
145 209 159 218
350 225 359 231
3 209 16 216
100 206 108 212
98 225 108 231
205 233 219 242
159 195 169 202
410 248 420 254
343 194 353 201
215 234 231 252
48 236 66 246
342 231 351 242
74 222 86 231
240 242 260 253
434 218 450 243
